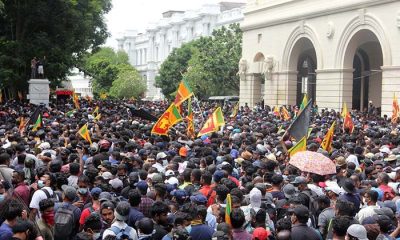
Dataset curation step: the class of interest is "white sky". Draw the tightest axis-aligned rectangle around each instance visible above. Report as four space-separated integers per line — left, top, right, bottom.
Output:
105 0 246 49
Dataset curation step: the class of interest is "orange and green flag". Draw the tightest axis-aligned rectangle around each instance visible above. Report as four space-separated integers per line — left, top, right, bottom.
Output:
299 94 308 113
343 111 354 133
281 106 291 121
174 80 193 106
152 103 183 136
32 114 42 132
321 121 336 153
73 93 80 109
78 124 92 144
230 102 239 118
341 102 348 118
197 107 225 137
186 98 195 138
273 106 280 117
225 193 232 226
288 136 307 157
392 93 399 124
94 113 101 122
19 117 26 134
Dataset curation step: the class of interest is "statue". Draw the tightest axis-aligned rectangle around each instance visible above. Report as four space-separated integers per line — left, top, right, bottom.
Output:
237 58 248 77
263 56 275 80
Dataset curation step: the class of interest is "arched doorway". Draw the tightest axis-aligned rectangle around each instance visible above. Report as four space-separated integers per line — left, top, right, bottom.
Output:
288 37 317 106
343 30 383 112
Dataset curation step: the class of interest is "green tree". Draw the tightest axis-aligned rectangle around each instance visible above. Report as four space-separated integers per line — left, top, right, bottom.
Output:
155 41 195 99
109 65 146 99
0 0 111 93
184 24 242 98
81 47 130 94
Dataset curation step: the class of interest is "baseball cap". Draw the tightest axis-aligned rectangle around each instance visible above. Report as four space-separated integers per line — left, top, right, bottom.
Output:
179 147 187 157
156 152 167 160
152 173 163 184
165 170 175 177
290 176 307 185
252 227 270 240
213 170 225 183
282 184 297 199
374 207 394 219
90 187 102 197
290 205 309 219
346 224 368 240
62 185 77 201
165 177 179 186
136 180 148 192
110 178 123 189
102 172 113 180
190 193 207 204
99 192 113 202
171 189 187 201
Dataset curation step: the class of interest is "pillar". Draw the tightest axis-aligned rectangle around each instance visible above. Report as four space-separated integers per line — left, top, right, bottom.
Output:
381 66 400 116
239 73 262 107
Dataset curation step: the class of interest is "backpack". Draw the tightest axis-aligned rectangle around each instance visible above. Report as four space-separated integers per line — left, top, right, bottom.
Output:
110 225 134 240
301 189 319 228
54 205 75 240
41 188 61 203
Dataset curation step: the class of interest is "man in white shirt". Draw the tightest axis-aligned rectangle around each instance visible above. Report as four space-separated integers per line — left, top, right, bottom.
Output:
356 190 380 224
29 172 54 220
103 201 138 240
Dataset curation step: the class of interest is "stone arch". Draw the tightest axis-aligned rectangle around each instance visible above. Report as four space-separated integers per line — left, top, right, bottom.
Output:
336 14 391 68
252 52 266 74
282 24 323 71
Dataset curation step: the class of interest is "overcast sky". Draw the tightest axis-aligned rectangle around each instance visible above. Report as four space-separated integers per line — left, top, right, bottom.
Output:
105 0 246 49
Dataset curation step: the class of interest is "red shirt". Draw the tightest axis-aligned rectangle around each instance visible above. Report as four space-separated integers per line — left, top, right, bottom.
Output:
199 185 216 207
13 183 30 206
228 176 240 187
79 205 99 225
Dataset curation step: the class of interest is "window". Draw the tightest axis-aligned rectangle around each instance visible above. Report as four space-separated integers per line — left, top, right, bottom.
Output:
258 34 262 43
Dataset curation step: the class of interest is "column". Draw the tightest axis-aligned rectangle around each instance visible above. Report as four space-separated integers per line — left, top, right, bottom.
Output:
381 66 400 116
315 68 353 111
263 71 297 107
239 73 262 107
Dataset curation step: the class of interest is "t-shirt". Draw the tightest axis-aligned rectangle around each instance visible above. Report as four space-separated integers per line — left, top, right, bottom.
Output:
29 187 54 218
103 221 138 240
0 222 12 240
190 224 214 240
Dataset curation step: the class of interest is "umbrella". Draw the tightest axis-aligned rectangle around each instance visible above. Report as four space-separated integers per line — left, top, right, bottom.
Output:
289 151 336 175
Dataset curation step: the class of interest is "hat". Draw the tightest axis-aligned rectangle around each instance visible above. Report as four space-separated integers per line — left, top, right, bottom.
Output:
110 178 123 189
266 153 276 161
252 227 270 240
291 205 309 219
152 173 163 184
365 152 375 159
241 151 252 160
136 181 148 192
102 172 113 180
179 147 187 157
62 185 77 201
335 156 346 166
99 192 113 202
250 188 262 208
39 142 51 150
380 147 391 154
374 207 394 219
165 170 175 177
282 184 297 199
384 154 397 162
190 194 208 204
115 202 130 221
171 189 187 201
165 177 179 185
346 224 368 240
291 176 307 185
342 179 356 194
213 170 225 183
377 200 397 213
325 185 344 195
234 157 245 166
90 187 102 197
156 152 167 160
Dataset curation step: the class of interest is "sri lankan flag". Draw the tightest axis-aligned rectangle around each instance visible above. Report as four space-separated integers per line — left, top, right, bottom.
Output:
281 106 291 121
392 93 399 124
94 113 101 121
321 121 336 153
32 114 42 132
186 98 195 138
78 124 92 144
343 111 354 133
230 102 239 118
341 102 348 118
288 136 307 157
299 93 308 113
174 80 193 106
93 106 99 116
197 107 225 137
73 93 80 109
273 106 280 117
19 117 26 134
152 103 183 136
225 193 232 226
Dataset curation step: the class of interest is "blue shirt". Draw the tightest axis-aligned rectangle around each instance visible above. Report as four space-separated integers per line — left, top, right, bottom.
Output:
0 222 13 240
190 224 214 240
128 207 144 227
339 193 361 213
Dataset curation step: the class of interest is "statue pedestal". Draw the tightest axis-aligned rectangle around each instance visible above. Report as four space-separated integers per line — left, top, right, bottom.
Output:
27 79 50 106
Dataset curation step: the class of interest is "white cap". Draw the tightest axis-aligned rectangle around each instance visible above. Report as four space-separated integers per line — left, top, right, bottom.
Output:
102 172 113 180
156 152 167 160
110 178 123 189
165 170 175 177
165 177 179 186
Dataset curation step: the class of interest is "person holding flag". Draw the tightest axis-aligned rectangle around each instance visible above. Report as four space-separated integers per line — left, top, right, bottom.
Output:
320 121 336 153
78 124 92 144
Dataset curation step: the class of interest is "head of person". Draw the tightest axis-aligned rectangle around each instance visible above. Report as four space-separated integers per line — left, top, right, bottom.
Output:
335 199 355 217
115 201 130 222
230 208 246 230
289 205 309 225
39 199 55 226
12 170 25 186
317 195 331 212
62 185 77 203
4 199 23 223
38 172 54 188
136 217 154 236
11 220 30 240
345 224 368 240
332 216 351 238
83 213 102 239
363 190 378 206
100 201 115 225
150 201 169 225
376 172 390 186
128 189 141 207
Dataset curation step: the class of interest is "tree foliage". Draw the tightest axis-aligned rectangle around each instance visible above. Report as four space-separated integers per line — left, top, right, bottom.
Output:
156 24 242 100
0 0 111 92
81 47 130 94
155 41 195 98
109 65 146 99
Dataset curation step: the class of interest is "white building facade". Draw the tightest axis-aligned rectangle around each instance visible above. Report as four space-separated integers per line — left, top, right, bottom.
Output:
239 0 400 116
117 2 245 100
66 68 93 98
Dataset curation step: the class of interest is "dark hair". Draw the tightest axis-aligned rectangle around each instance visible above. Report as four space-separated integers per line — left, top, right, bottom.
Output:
366 190 379 203
332 216 351 237
191 169 202 182
271 174 284 185
128 189 142 207
137 217 154 235
276 218 292 231
183 168 192 182
78 174 90 184
230 208 245 229
317 195 331 207
0 153 10 165
39 198 54 212
69 162 80 175
83 213 102 231
154 183 167 198
335 199 355 217
230 188 243 202
150 201 169 218
4 199 23 221
215 184 229 202
201 171 212 185
265 160 277 172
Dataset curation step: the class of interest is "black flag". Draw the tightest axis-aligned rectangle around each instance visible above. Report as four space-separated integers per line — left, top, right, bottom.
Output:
287 99 312 141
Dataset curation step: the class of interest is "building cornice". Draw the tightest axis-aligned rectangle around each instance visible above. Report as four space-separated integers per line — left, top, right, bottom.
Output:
241 0 397 31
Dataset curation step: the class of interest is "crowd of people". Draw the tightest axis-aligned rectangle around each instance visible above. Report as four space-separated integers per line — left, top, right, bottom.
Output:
0 98 398 240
